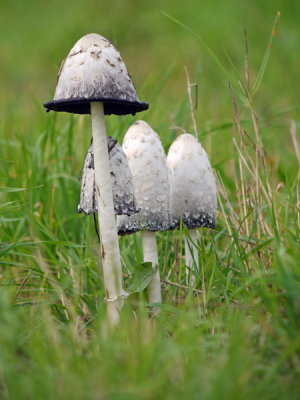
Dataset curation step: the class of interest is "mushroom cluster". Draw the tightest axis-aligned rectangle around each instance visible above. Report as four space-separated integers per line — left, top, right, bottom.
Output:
44 32 217 324
79 126 217 300
117 121 172 309
78 121 172 309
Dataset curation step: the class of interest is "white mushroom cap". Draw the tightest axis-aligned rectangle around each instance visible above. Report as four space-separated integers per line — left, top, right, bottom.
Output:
78 136 140 216
117 121 172 235
44 33 148 116
167 133 217 229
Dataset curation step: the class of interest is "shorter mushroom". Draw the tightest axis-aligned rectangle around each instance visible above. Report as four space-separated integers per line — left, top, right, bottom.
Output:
117 121 172 310
166 133 217 285
78 136 140 217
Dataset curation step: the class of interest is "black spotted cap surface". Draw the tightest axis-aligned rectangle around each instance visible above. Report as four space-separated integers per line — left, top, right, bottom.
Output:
44 34 148 116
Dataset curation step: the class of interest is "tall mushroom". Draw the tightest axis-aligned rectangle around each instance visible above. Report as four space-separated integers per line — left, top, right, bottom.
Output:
44 34 148 326
166 134 217 285
117 121 172 309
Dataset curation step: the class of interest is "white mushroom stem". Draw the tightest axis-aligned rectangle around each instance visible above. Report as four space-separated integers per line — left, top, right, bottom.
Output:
185 228 199 286
141 229 162 309
91 102 126 326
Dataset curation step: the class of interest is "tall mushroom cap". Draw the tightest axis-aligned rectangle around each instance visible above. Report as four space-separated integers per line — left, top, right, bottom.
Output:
44 33 148 116
167 133 217 229
117 121 172 235
78 136 140 216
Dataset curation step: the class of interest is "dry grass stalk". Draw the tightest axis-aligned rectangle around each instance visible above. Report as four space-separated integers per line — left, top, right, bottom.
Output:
297 170 300 241
162 237 172 281
57 267 69 320
229 80 275 240
14 271 32 301
201 260 206 311
234 164 244 225
170 125 187 135
239 141 250 237
232 138 273 238
210 229 272 251
162 279 203 294
290 120 300 164
237 141 253 273
243 24 251 99
290 120 300 234
243 26 271 201
214 170 240 232
232 139 271 207
184 66 198 139
229 81 262 224
250 108 272 201
174 238 179 286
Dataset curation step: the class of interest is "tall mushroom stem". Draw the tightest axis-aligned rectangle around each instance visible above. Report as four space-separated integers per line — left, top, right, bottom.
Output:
185 228 199 286
141 229 162 312
91 102 126 326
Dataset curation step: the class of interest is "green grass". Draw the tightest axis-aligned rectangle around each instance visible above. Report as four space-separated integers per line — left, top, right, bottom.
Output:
1 1 300 399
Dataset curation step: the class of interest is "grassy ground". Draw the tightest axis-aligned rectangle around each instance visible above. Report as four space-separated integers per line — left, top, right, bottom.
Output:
0 1 300 399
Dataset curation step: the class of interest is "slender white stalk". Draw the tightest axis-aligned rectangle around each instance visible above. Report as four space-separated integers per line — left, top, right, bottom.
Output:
141 229 162 310
91 102 126 326
185 228 199 286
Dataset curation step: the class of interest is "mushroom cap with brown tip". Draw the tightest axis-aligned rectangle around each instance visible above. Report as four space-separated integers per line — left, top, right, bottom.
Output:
166 133 217 230
117 121 172 235
78 136 140 216
44 33 148 116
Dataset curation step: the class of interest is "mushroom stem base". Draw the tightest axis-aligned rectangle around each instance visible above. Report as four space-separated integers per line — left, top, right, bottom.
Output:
106 296 125 327
141 229 162 314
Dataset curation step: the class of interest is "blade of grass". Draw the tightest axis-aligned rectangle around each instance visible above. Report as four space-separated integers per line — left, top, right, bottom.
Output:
252 11 281 95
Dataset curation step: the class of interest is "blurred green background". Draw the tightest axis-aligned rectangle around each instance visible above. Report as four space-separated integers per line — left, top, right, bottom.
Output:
0 0 299 120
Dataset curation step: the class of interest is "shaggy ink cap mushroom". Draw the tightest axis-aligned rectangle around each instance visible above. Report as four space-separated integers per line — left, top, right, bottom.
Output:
167 133 217 286
43 34 148 116
117 121 172 236
117 120 171 309
167 133 217 230
78 136 140 216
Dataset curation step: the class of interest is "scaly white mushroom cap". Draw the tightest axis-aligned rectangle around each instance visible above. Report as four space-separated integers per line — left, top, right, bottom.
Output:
44 33 148 116
117 121 172 235
78 136 140 216
167 133 217 229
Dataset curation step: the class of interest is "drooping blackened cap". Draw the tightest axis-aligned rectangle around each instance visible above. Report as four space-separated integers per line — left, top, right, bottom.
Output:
166 134 217 230
78 136 140 216
44 34 148 116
